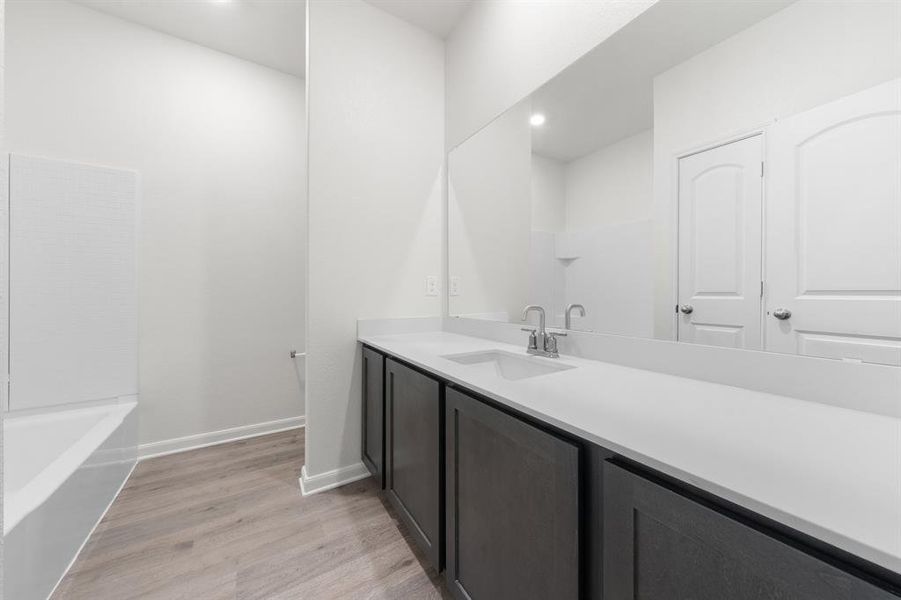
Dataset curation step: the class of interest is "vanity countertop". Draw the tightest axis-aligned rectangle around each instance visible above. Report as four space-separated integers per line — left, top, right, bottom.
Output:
358 329 901 574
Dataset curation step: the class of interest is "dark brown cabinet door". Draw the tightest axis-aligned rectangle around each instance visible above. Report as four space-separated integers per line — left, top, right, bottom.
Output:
445 387 580 600
603 462 898 600
361 347 384 487
385 358 442 571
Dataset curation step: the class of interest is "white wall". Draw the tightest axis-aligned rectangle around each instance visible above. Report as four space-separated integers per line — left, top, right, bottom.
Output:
554 130 655 336
529 131 653 335
530 154 566 232
305 0 444 481
651 0 901 339
528 231 566 327
1 0 6 589
6 0 307 446
449 102 532 320
529 154 566 324
445 0 655 149
558 220 654 336
531 154 566 231
564 129 652 230
453 124 655 331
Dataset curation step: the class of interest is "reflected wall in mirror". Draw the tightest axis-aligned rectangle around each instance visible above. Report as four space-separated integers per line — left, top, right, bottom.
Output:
448 0 901 366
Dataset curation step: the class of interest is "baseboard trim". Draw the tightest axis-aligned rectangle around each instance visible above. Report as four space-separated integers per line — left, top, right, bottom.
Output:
139 416 305 460
299 462 371 496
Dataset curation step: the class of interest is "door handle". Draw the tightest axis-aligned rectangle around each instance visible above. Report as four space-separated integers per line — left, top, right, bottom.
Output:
679 304 694 315
773 308 792 320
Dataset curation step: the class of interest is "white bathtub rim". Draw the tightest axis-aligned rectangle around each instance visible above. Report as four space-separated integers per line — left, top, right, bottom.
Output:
3 397 138 535
2 394 136 420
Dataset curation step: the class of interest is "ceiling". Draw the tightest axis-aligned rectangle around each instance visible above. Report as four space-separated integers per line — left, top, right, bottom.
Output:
365 0 472 38
71 0 471 78
72 0 306 77
530 0 797 162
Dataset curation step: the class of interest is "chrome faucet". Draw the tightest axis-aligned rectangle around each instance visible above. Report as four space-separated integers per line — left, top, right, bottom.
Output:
564 303 586 330
521 305 566 358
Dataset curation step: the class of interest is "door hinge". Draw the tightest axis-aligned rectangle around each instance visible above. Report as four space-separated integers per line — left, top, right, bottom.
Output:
760 280 764 298
760 161 765 178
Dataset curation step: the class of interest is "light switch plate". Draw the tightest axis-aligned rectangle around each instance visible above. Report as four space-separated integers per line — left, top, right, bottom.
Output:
426 276 439 296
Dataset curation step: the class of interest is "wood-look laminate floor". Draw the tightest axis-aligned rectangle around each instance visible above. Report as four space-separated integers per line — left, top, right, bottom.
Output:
53 429 450 600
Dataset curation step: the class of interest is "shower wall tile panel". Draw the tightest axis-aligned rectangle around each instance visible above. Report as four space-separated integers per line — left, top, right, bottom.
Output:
1 155 8 412
9 154 138 411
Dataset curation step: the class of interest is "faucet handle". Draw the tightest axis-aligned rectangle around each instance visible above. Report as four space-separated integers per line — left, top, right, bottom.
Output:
545 330 566 355
521 327 538 351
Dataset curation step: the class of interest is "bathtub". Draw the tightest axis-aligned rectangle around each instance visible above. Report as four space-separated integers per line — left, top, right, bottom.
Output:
3 397 138 600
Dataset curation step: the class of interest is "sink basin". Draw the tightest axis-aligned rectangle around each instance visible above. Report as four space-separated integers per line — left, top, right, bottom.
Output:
442 350 575 381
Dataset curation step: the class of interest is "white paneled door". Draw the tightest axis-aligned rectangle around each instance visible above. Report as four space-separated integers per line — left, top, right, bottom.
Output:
677 135 764 349
766 79 901 366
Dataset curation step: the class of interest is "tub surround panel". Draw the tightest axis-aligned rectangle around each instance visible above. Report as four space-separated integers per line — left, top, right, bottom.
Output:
8 155 138 413
357 322 901 574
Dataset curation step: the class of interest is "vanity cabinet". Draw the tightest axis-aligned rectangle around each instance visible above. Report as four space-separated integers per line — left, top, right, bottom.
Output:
445 387 580 600
361 347 384 487
362 344 900 599
384 358 443 571
603 462 896 600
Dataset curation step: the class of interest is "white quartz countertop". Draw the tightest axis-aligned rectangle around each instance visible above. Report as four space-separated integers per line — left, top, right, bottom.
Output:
358 330 901 574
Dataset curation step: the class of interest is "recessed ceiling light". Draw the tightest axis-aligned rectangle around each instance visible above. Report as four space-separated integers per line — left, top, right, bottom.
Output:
530 113 546 127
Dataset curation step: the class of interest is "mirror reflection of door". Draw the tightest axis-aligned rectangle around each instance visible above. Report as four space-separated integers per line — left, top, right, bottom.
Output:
677 80 901 363
766 79 901 366
447 1 901 367
677 134 763 350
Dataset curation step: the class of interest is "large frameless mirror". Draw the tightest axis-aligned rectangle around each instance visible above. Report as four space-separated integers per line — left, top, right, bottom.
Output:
447 0 901 366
